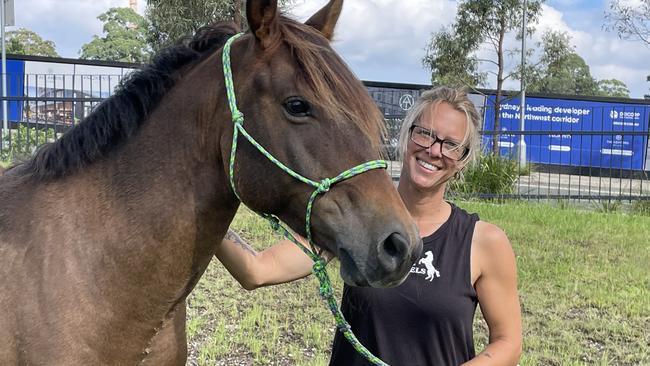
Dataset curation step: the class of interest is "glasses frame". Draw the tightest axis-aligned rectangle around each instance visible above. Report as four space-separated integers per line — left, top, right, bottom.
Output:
408 124 469 161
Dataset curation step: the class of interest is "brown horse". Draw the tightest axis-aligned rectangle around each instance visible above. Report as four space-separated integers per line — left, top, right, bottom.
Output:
0 0 421 364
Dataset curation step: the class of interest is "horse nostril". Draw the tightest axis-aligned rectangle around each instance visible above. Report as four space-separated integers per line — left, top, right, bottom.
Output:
382 233 401 257
379 232 408 264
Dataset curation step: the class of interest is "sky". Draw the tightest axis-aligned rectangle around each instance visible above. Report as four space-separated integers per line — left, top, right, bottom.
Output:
9 0 650 99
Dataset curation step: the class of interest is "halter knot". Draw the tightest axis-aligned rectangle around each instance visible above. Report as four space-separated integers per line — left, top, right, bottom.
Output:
313 258 326 273
316 178 332 194
232 111 244 124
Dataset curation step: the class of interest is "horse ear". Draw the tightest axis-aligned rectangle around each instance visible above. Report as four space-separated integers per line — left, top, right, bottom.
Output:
305 0 343 40
246 0 280 48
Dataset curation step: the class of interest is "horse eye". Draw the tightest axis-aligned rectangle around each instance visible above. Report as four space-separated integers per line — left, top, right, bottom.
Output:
284 98 311 117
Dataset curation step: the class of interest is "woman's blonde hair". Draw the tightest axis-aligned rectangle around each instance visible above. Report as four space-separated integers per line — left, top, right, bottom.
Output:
397 86 481 172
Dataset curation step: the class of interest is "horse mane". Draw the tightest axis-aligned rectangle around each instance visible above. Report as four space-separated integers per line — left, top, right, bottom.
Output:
22 22 241 179
19 16 384 180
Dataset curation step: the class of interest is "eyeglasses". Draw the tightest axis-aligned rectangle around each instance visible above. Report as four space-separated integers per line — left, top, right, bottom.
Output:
409 125 469 161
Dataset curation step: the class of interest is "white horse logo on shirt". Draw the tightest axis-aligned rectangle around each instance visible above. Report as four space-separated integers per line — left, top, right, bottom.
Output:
418 251 440 281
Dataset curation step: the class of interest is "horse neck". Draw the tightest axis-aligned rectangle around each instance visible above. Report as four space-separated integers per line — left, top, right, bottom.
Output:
59 54 239 303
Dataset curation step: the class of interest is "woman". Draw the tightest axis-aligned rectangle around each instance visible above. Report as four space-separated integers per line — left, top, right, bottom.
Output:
215 86 522 365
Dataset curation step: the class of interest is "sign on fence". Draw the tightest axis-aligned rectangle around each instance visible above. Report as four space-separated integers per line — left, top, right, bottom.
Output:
483 96 650 171
1 59 24 122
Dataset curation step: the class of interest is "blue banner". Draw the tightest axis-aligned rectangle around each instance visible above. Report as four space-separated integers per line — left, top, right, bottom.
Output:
483 96 650 171
3 59 25 122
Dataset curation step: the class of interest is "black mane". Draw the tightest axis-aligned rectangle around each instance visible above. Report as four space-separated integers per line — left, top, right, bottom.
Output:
23 22 240 179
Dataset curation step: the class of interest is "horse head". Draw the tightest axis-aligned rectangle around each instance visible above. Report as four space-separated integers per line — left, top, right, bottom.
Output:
221 0 422 287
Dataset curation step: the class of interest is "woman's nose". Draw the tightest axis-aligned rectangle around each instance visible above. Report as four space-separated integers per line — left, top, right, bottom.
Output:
426 140 443 157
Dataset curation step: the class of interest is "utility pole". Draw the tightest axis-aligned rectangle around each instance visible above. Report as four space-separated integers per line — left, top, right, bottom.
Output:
1 0 7 147
518 0 528 168
1 0 14 151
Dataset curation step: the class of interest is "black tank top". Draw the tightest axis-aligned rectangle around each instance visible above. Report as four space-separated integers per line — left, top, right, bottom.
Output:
329 203 479 366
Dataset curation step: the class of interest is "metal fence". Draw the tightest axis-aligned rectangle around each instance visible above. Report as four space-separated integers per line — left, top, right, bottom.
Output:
2 75 649 203
366 82 650 203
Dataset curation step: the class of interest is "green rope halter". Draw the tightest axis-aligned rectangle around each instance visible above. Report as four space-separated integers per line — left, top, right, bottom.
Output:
222 33 390 366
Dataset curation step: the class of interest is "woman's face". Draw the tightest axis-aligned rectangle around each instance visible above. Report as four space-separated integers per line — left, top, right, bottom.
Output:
403 101 468 192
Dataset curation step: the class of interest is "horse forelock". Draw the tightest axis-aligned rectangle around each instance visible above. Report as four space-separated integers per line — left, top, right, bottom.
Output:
23 22 241 180
277 17 386 152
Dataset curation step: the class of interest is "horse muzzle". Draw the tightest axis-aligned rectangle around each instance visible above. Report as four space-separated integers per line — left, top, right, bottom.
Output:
337 229 423 288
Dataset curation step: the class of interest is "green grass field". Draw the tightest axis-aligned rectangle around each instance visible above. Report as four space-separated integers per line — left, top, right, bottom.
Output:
186 201 650 366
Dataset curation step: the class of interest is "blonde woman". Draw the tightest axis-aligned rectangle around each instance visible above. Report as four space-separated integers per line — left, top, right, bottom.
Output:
217 86 522 365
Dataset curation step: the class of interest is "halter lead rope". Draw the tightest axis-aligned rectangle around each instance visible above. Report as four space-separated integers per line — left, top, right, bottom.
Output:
222 33 390 366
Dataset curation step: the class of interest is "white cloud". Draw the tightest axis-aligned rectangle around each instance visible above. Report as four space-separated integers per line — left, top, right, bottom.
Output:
292 0 458 84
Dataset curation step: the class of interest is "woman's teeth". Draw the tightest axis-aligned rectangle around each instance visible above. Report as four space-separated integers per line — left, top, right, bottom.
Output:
417 158 439 171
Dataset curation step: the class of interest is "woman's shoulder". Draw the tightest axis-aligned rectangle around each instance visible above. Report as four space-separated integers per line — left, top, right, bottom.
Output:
474 221 509 244
472 221 515 271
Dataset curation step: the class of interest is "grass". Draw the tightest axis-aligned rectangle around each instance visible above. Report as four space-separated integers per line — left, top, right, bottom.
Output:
186 202 650 365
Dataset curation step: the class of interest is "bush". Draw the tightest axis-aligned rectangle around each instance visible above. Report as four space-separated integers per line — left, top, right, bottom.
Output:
449 153 519 198
1 125 56 163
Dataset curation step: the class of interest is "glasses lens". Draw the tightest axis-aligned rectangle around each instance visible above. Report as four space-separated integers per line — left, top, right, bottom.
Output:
410 126 432 147
441 142 468 161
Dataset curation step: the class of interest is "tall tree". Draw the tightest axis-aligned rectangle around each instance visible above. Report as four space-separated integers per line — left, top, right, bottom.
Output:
79 7 151 63
522 30 629 98
524 30 599 96
424 0 543 153
597 79 631 98
5 28 59 57
146 0 295 51
423 27 486 88
605 0 650 45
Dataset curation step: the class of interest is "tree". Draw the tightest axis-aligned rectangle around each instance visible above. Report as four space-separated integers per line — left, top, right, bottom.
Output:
5 28 59 57
423 0 543 153
522 30 629 98
423 27 486 88
605 0 650 45
79 7 151 63
146 0 295 51
524 31 599 96
597 79 630 98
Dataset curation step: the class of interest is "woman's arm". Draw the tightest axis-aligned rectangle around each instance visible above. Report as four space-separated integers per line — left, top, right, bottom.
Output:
463 222 522 366
215 229 332 290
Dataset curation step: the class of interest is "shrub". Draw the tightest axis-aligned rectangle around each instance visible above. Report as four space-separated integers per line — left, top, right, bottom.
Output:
1 125 56 162
449 153 519 198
